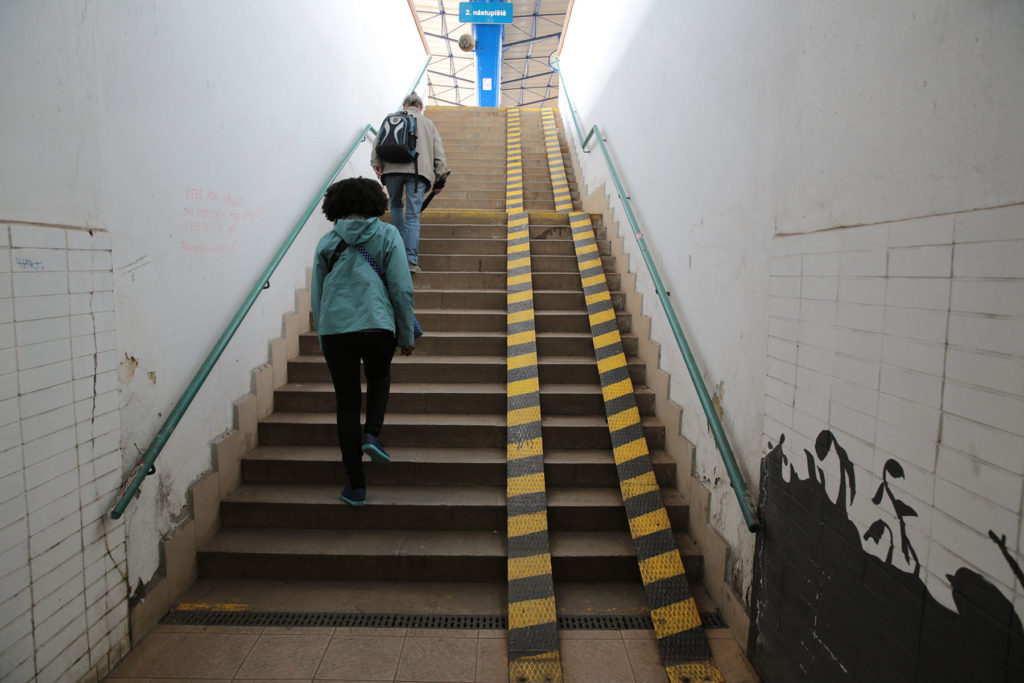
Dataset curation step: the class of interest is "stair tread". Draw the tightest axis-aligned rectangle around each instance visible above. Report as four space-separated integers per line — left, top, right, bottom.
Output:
291 354 641 365
277 382 651 396
300 330 637 338
242 445 672 465
260 412 662 427
243 445 505 462
224 483 683 508
418 309 603 316
177 578 721 619
201 527 698 558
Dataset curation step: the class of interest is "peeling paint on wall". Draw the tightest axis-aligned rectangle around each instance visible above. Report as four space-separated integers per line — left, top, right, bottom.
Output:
708 380 725 437
122 354 139 382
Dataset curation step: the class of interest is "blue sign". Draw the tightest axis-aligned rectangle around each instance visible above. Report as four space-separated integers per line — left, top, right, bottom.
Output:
459 2 513 24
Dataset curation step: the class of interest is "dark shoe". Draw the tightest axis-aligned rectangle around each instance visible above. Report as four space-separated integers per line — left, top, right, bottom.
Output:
362 433 391 463
340 485 366 506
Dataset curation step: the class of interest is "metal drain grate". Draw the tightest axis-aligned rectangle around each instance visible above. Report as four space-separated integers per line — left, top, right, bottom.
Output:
559 615 653 630
162 610 726 631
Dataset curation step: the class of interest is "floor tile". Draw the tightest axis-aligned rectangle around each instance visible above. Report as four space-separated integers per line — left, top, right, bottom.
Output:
623 637 669 682
235 633 332 679
477 629 506 640
395 636 478 682
193 624 263 634
262 625 336 635
558 629 624 640
107 631 188 678
561 638 636 683
474 636 508 683
150 623 193 633
315 635 404 681
333 627 407 637
620 629 658 641
708 638 760 682
151 632 258 679
404 628 478 638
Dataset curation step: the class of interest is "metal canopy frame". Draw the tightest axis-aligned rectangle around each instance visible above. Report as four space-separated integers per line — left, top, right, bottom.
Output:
410 0 570 108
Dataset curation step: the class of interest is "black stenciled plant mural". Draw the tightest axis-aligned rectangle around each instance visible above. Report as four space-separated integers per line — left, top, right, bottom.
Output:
863 459 920 576
751 430 1024 682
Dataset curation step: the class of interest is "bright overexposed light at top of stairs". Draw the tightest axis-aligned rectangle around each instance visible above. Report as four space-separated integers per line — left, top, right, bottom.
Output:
409 0 570 108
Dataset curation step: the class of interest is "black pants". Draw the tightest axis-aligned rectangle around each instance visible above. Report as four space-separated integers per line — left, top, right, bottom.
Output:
321 330 396 489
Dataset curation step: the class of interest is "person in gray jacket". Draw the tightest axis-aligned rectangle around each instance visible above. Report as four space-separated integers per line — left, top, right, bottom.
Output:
371 92 447 273
312 177 416 506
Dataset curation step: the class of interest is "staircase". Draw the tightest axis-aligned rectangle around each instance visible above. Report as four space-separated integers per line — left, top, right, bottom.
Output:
186 107 737 675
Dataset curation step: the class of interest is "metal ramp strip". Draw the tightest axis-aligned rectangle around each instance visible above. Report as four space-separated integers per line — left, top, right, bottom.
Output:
505 109 525 213
540 109 574 213
505 209 563 682
567 210 724 683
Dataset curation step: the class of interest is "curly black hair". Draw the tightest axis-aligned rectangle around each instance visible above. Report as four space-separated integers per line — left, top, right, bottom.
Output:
321 177 388 221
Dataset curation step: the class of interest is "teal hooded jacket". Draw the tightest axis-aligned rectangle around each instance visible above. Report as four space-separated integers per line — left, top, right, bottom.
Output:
310 217 416 347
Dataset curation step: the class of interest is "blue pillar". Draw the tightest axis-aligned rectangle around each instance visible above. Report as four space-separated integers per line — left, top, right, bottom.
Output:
471 2 504 107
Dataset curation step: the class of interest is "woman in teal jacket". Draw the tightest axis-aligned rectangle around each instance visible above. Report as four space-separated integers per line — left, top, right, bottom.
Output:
311 177 416 505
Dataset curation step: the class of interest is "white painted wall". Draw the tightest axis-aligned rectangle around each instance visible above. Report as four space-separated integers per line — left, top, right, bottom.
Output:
768 204 1024 618
0 1 425 679
559 0 783 594
766 0 1024 621
559 0 1024 614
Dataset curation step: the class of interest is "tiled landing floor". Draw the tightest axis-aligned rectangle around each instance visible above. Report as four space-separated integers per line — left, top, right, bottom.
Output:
104 622 758 682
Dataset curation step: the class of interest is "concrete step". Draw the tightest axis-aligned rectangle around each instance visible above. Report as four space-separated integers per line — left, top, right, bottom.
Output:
442 156 574 170
240 446 679 489
424 202 586 214
412 308 629 334
412 210 598 226
429 175 568 191
420 198 580 212
409 288 623 311
257 412 665 450
418 237 585 257
444 142 508 151
299 330 638 358
287 354 646 385
197 528 702 583
418 253 592 272
426 190 581 207
219 484 687 533
272 381 655 416
416 223 608 242
408 271 621 291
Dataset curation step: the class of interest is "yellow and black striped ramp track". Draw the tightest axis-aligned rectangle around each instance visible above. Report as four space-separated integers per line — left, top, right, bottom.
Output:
505 210 563 683
505 109 524 213
540 109 574 213
568 211 723 683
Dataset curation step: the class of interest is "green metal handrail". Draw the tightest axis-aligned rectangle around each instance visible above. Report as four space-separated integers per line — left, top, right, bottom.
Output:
550 55 760 532
110 58 431 519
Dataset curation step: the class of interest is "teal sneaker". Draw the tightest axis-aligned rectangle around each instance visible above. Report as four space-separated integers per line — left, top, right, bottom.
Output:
340 485 366 506
361 433 391 464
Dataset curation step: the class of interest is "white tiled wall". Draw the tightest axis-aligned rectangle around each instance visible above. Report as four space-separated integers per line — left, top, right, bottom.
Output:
765 203 1024 616
0 224 129 683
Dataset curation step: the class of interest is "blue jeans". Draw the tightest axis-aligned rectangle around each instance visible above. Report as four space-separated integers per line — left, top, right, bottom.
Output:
383 174 426 266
